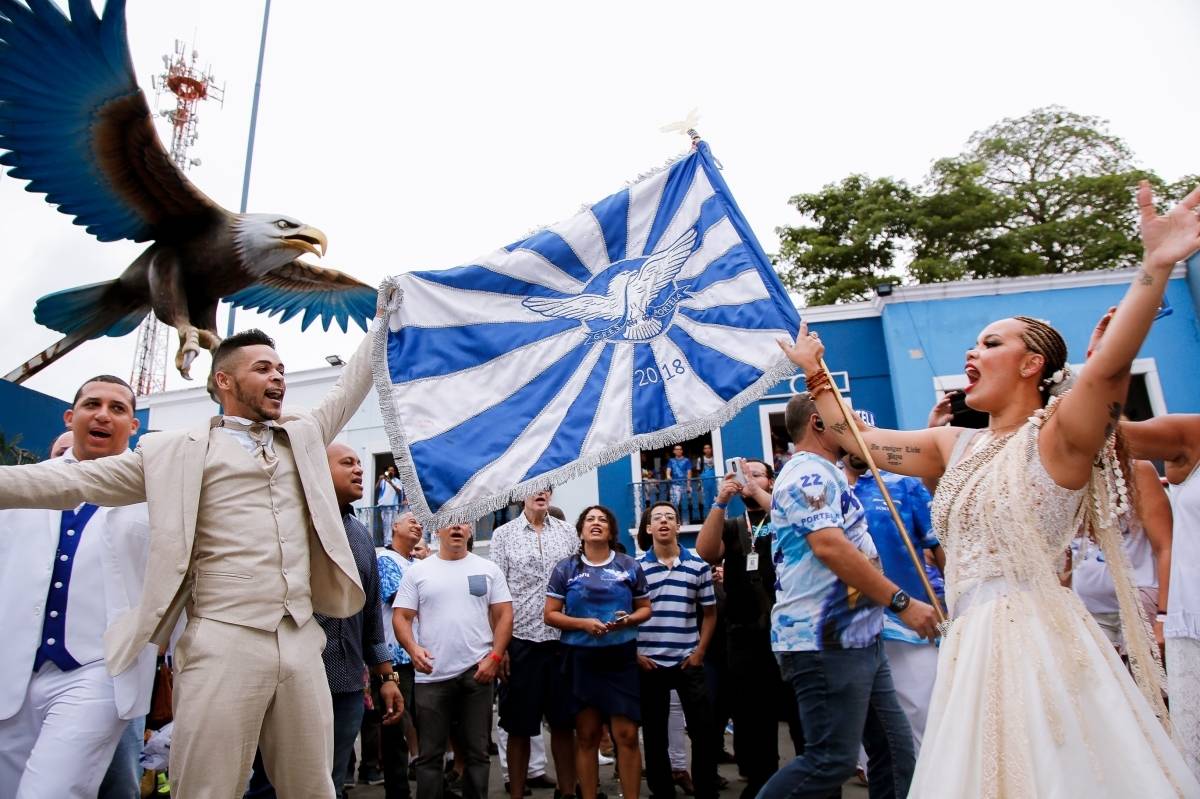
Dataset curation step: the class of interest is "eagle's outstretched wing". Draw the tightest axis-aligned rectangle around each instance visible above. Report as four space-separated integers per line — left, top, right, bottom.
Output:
522 291 623 322
0 0 223 244
226 261 377 333
626 228 697 319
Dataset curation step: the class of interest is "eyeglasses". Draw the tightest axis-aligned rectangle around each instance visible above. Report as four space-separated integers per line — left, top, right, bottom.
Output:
648 513 677 522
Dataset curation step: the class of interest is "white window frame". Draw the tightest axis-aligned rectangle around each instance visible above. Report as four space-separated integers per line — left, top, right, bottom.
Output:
761 370 850 401
759 373 856 460
627 428 725 533
758 402 790 463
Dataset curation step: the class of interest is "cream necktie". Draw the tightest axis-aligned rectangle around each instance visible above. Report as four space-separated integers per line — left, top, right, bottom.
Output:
221 418 278 467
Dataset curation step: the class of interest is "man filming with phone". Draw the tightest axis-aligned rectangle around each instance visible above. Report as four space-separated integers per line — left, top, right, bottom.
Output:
696 457 803 799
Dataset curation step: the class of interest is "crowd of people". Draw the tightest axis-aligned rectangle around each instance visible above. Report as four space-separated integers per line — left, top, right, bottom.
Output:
0 181 1198 798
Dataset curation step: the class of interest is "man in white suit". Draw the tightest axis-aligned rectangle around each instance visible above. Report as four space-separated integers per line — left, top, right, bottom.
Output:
0 375 157 798
0 319 379 799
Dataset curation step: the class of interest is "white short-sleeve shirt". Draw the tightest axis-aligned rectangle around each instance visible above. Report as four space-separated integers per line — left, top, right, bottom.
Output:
393 552 512 683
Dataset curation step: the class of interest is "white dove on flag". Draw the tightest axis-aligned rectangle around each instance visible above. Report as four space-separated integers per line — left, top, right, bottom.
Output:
521 228 697 342
374 141 802 528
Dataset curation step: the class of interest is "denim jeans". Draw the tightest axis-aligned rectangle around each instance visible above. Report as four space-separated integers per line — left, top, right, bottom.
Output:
331 691 367 796
98 716 145 799
413 666 493 799
756 639 915 799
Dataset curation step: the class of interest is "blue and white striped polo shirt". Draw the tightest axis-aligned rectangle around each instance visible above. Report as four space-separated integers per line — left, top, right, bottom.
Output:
637 546 716 666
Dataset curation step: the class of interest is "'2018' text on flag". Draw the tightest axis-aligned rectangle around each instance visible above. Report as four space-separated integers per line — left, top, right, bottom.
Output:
373 141 802 528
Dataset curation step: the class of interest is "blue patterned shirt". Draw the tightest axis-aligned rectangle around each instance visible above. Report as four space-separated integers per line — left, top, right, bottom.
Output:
850 471 940 645
377 549 412 665
666 456 692 484
769 452 883 652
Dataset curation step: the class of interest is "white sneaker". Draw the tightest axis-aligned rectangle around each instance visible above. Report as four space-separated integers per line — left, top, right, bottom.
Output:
597 753 615 766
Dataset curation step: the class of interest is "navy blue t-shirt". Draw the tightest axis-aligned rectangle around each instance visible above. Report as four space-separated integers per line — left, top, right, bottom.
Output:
547 551 649 647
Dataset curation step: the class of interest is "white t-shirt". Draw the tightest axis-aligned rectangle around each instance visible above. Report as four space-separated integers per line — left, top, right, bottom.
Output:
393 552 512 683
378 477 400 506
1073 517 1157 615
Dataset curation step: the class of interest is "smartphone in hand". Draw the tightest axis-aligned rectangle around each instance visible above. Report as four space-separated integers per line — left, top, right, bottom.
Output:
725 457 747 485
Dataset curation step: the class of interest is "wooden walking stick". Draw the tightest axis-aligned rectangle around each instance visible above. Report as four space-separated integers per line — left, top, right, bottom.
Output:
819 358 948 630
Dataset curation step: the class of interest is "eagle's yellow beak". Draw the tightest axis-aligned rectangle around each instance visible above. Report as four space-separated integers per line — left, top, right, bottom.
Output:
281 225 328 258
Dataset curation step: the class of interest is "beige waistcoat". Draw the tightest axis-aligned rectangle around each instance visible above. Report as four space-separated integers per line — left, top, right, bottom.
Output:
189 429 314 630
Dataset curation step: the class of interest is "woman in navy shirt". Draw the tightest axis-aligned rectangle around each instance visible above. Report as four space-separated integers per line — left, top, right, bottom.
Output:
545 505 651 799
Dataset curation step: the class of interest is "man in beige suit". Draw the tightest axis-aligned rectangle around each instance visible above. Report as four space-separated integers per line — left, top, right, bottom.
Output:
0 322 380 798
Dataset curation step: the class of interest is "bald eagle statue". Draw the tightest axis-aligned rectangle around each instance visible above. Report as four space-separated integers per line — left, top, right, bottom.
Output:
0 0 376 381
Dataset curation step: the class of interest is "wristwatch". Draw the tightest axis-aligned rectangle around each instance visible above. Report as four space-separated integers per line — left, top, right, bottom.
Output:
374 672 400 685
888 589 911 614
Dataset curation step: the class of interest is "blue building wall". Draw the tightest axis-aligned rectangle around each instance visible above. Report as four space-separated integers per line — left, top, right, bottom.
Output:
818 315 898 429
0 381 70 460
596 315 899 541
881 274 1200 429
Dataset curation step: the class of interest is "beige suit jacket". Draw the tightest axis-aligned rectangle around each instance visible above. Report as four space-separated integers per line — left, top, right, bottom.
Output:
0 327 377 677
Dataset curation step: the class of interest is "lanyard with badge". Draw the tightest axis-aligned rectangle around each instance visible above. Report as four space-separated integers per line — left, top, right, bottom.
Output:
744 513 769 572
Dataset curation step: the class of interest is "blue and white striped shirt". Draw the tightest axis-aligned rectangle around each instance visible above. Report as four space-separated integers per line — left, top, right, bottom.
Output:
637 546 716 666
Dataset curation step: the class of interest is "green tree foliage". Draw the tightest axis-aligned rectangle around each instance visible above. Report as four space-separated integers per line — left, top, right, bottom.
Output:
775 175 914 305
0 430 39 465
776 106 1189 305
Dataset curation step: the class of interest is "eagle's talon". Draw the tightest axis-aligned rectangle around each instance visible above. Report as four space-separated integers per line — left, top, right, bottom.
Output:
175 328 202 380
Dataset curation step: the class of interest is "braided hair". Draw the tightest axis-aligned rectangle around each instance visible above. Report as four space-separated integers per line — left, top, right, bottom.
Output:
1014 316 1068 404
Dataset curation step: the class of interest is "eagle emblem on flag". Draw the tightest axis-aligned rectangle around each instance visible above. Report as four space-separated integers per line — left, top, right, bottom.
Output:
374 141 802 527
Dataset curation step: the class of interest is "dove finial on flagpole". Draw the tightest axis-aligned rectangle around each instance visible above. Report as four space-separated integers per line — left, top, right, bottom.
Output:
659 107 702 148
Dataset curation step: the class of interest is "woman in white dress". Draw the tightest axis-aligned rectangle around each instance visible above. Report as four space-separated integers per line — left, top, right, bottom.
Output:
778 180 1200 798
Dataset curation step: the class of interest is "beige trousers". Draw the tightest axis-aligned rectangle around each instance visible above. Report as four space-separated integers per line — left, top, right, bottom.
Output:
170 616 334 799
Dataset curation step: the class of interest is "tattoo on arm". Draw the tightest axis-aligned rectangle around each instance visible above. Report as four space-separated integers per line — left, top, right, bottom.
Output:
864 442 921 467
1137 269 1154 287
830 421 849 435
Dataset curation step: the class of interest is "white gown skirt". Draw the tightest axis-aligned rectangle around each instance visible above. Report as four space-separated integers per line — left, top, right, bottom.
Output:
909 580 1200 798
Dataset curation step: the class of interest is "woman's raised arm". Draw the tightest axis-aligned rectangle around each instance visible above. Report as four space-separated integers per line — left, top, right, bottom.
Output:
1042 182 1200 488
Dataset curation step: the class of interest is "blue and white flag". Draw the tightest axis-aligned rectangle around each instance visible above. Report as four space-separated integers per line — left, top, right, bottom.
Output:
374 142 802 527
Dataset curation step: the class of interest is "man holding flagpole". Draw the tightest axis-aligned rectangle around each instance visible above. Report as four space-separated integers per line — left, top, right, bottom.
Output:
757 392 938 799
842 451 943 757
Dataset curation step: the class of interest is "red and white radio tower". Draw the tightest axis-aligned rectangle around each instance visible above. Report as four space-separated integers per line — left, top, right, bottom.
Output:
129 41 225 396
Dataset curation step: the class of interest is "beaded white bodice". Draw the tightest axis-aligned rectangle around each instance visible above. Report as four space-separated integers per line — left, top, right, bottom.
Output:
932 425 1084 606
931 408 1168 736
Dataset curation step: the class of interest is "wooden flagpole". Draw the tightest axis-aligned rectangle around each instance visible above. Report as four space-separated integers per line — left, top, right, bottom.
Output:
819 358 948 628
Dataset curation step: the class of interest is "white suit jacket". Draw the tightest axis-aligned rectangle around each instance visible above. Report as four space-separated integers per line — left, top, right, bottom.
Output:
0 326 377 677
0 503 157 720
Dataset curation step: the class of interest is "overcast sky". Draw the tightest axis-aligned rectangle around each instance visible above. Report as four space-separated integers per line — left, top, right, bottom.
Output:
3 0 1197 402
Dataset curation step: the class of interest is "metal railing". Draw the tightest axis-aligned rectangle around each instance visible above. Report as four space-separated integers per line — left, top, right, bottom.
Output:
630 477 719 527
